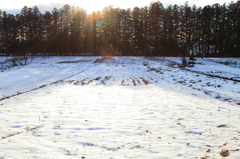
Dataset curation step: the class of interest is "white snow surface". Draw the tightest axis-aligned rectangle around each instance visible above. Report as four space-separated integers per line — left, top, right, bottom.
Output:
0 56 240 158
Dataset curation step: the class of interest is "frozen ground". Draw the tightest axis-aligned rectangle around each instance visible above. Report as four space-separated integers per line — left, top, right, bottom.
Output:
0 56 240 158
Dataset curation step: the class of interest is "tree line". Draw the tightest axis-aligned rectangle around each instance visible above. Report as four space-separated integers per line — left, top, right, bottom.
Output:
0 1 239 57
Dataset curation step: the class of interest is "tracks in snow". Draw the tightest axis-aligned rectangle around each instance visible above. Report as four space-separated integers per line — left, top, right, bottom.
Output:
0 63 98 102
147 57 240 83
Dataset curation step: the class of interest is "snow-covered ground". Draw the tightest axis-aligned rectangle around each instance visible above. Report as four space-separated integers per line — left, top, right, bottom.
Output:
0 56 97 97
0 56 240 158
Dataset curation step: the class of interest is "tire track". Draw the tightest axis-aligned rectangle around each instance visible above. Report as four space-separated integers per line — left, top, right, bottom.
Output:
0 63 99 102
146 57 240 83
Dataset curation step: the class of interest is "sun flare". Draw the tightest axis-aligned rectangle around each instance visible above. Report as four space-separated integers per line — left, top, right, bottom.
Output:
74 0 115 13
1 0 232 15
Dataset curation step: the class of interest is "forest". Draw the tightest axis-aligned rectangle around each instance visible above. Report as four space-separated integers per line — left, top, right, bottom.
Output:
0 1 239 57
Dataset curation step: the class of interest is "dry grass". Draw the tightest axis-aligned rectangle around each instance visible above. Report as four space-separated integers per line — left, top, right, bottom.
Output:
133 145 141 148
104 76 112 80
220 149 230 157
70 78 99 85
206 149 211 152
215 95 221 99
147 67 163 74
140 77 149 85
217 124 228 128
130 77 136 86
87 80 93 84
72 80 84 85
94 77 101 80
231 149 239 151
223 142 228 146
1 126 40 140
1 131 24 140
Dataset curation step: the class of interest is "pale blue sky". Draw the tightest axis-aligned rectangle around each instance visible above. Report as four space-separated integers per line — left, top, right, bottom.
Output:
1 0 233 14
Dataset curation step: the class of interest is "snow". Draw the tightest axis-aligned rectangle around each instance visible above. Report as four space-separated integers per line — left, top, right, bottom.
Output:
165 57 240 80
0 56 97 97
0 56 240 158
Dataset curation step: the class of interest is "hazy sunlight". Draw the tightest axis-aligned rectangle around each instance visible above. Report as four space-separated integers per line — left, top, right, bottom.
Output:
1 0 231 14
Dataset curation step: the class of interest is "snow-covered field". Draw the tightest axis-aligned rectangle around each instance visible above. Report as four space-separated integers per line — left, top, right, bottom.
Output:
0 56 240 158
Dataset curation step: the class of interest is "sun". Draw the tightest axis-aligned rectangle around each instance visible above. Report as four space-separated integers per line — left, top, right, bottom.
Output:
74 0 110 13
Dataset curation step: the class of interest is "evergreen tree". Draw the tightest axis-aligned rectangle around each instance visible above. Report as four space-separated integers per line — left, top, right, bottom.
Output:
0 2 239 57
